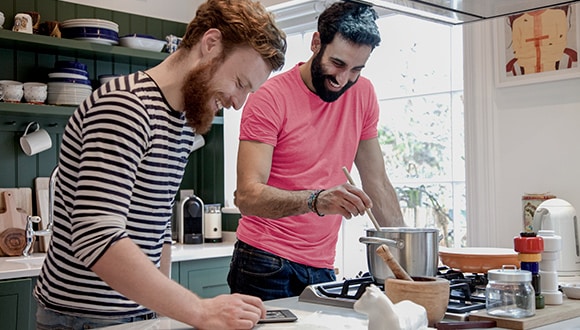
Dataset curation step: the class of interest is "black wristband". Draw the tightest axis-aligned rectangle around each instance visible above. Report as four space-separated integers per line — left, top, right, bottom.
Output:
312 189 325 217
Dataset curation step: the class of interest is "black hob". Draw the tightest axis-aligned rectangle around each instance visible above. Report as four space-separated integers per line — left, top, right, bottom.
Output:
298 268 487 314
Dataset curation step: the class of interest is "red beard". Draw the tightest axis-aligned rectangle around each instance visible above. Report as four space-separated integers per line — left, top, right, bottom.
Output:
181 57 222 134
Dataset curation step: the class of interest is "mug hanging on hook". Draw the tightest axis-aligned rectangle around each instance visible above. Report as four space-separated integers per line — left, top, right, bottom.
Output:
20 122 52 156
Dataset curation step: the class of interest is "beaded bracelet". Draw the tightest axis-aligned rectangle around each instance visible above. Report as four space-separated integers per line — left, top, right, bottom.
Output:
308 189 325 217
307 190 320 213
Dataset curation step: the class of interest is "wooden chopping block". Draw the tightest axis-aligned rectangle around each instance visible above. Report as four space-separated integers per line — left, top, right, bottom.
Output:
0 191 29 256
0 228 27 256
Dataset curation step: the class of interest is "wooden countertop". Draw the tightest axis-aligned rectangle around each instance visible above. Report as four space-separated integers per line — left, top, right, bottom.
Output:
0 232 237 280
469 297 580 329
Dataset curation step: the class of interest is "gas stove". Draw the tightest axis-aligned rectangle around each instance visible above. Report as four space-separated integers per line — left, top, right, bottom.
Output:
299 275 376 308
299 268 488 316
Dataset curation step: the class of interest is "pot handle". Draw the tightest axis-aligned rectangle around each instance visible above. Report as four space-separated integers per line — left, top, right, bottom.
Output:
359 236 405 249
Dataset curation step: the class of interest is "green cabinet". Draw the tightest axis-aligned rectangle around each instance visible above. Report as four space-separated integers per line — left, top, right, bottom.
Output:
0 277 36 330
172 257 231 298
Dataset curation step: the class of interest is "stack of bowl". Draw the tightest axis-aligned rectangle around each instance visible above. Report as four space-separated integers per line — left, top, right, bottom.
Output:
60 18 119 45
47 61 93 106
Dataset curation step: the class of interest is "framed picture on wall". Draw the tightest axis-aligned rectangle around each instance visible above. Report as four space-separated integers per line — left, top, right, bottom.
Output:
494 3 580 87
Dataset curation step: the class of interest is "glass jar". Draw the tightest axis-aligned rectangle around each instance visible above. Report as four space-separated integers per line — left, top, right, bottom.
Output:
486 266 535 318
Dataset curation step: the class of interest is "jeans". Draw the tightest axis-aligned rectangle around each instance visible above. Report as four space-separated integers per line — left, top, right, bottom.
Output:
227 240 335 301
36 300 157 330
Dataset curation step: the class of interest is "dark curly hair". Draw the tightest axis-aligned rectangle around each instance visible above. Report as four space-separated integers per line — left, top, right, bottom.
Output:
179 0 287 71
318 1 381 49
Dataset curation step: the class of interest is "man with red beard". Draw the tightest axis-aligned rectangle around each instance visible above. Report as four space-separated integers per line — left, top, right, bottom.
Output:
34 0 286 329
229 1 405 300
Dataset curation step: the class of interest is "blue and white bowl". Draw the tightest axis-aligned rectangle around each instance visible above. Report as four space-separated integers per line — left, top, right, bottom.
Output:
54 61 88 72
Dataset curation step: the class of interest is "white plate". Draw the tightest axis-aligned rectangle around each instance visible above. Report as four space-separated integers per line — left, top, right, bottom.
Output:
119 36 165 52
61 18 119 31
561 283 580 299
47 93 91 105
48 72 89 80
72 37 118 45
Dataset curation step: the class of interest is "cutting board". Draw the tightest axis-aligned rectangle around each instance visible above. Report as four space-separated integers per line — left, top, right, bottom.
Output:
469 297 580 329
35 177 51 252
0 189 31 256
0 188 32 215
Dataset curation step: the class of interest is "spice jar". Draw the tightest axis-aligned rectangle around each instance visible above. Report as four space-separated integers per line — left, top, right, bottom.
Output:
486 265 535 318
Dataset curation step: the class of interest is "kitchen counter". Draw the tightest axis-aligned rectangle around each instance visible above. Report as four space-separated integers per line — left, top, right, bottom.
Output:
0 232 237 280
95 296 580 329
96 297 369 329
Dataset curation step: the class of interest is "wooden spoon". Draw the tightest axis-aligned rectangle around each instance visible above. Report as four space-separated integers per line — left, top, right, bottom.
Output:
376 244 414 281
341 166 381 231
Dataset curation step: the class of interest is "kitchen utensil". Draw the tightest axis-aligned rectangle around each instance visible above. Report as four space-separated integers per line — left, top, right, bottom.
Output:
375 244 413 281
0 188 32 214
20 122 52 156
533 198 580 276
341 166 380 231
12 13 33 34
470 297 580 329
485 266 535 319
177 194 204 244
0 191 29 229
434 321 497 329
0 191 30 256
119 34 165 52
560 283 580 299
204 203 222 243
385 276 449 327
23 82 48 104
0 80 24 103
359 227 439 284
522 193 556 232
35 177 51 252
537 230 563 305
438 247 519 273
0 227 27 256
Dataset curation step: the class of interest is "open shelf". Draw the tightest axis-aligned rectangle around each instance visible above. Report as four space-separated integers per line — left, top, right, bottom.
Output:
0 102 224 125
0 29 168 65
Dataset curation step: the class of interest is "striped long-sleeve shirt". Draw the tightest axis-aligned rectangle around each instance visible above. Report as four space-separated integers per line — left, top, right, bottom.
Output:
34 71 197 318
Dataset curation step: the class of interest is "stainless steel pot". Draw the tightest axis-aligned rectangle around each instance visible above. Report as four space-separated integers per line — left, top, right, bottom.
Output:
359 227 439 284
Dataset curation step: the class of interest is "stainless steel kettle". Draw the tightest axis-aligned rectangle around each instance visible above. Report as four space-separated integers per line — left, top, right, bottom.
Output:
533 198 580 276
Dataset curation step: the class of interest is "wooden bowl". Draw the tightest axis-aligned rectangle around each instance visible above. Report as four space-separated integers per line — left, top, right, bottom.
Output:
385 276 449 326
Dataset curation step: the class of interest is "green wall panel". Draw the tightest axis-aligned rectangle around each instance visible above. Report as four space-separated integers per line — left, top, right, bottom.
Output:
0 1 225 227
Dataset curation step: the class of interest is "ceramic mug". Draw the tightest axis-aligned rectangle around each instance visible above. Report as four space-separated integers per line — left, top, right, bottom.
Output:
20 122 52 156
12 13 33 34
23 82 48 104
0 80 24 103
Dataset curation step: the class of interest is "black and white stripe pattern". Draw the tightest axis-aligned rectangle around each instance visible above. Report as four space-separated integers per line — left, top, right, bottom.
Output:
35 71 196 318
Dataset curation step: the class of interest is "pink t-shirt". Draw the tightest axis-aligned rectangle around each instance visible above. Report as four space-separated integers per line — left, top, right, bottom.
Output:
237 63 379 269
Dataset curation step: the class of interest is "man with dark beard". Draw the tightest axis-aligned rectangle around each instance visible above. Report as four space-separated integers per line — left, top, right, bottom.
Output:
33 1 286 329
228 1 405 301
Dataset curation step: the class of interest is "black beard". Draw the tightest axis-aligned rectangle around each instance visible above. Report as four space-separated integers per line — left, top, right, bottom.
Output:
181 57 222 134
311 50 357 102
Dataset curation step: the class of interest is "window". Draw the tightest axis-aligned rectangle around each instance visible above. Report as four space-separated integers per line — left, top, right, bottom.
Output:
223 10 465 276
366 15 465 248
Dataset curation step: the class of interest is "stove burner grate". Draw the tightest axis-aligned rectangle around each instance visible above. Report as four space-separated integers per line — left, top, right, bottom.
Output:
299 269 488 314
